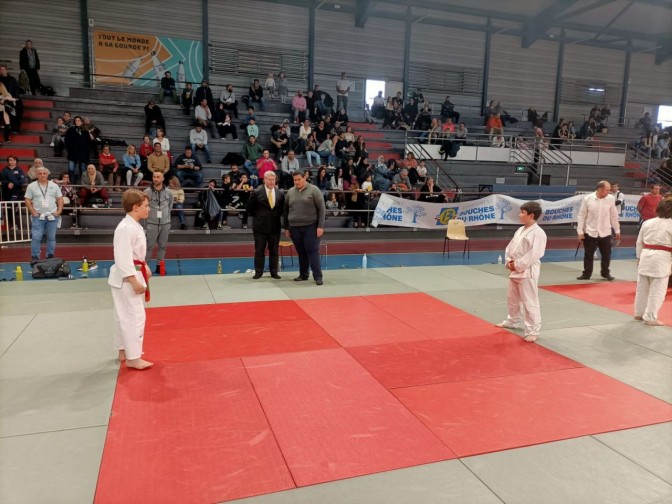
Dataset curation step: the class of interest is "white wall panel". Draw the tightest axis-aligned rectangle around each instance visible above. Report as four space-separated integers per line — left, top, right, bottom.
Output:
626 53 672 121
0 0 84 96
489 35 558 116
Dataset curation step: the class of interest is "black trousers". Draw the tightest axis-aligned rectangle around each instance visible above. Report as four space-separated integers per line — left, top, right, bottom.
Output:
289 223 322 280
27 69 41 94
583 235 612 277
254 231 280 275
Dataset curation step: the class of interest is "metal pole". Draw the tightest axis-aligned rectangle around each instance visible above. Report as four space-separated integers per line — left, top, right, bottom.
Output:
480 18 492 115
553 31 565 122
308 1 315 90
80 0 91 87
202 0 209 82
403 8 412 100
619 41 632 127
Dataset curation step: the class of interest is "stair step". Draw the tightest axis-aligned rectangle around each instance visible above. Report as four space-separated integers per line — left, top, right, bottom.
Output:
23 110 51 119
9 134 43 144
0 147 38 158
366 141 393 149
23 99 55 109
22 121 48 132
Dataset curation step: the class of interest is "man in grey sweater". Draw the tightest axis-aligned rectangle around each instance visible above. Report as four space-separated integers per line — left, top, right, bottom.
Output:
284 172 327 285
144 171 174 273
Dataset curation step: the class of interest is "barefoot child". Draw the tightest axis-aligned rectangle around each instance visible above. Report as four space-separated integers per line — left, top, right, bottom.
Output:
108 189 154 369
496 201 548 342
634 197 672 325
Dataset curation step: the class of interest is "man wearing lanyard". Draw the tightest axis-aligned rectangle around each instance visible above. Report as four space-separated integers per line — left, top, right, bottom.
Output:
577 180 620 281
144 171 174 274
24 167 63 265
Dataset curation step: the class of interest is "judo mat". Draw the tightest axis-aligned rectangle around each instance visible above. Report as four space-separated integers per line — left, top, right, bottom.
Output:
543 281 672 325
95 293 672 503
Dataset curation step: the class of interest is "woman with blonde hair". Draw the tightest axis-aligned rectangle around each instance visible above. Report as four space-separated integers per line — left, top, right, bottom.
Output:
122 144 144 186
168 176 187 230
0 82 18 143
27 157 44 181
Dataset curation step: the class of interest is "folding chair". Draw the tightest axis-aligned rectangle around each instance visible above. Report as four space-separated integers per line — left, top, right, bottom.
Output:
443 219 469 258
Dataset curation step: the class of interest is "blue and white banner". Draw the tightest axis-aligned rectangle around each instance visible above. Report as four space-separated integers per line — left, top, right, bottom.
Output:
371 193 642 229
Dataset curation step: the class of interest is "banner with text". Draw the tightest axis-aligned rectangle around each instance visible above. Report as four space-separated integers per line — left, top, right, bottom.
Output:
371 193 642 229
93 30 202 87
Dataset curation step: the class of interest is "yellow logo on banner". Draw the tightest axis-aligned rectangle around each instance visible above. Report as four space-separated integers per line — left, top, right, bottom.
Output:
436 207 459 225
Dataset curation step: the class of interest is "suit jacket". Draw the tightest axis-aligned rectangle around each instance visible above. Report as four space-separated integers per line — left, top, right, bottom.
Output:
246 186 284 235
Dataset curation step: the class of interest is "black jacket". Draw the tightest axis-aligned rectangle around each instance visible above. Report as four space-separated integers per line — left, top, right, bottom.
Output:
19 48 40 71
246 186 284 234
64 126 91 162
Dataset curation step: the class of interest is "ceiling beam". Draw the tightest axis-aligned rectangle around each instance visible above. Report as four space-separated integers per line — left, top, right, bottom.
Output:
355 0 377 27
630 0 672 9
522 0 581 48
558 21 660 41
591 1 633 40
655 37 672 63
381 0 525 23
555 0 617 22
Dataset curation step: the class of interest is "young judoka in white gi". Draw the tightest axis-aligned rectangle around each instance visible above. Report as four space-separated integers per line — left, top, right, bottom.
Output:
634 197 672 326
496 201 548 342
108 189 154 370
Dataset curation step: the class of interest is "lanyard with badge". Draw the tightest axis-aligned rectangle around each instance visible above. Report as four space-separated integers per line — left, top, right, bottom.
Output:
38 183 50 209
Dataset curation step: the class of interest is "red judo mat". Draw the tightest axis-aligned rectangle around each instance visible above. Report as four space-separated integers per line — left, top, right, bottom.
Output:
95 359 294 504
243 348 456 486
97 293 672 503
543 281 672 325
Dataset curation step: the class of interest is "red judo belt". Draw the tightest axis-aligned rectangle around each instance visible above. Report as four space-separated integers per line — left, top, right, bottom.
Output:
643 243 672 253
133 260 151 302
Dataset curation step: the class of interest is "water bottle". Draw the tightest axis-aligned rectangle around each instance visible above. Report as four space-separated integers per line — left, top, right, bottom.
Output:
82 257 89 273
177 60 186 88
497 255 503 265
362 254 368 270
217 260 222 274
15 266 23 281
151 51 166 80
159 260 166 276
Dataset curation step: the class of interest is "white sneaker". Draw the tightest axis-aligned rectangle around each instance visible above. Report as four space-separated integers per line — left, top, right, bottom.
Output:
49 142 55 147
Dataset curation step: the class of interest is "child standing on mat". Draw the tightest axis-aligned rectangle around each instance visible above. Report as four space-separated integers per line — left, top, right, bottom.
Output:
108 189 154 369
634 197 672 326
496 201 548 342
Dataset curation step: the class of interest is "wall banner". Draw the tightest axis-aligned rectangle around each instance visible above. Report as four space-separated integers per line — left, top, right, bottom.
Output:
371 193 642 229
93 30 202 87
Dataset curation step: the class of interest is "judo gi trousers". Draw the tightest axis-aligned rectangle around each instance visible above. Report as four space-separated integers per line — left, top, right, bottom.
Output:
634 274 668 322
504 277 541 337
111 281 146 360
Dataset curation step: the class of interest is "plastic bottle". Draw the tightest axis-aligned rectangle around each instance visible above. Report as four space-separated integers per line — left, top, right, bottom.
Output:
15 266 23 281
82 257 89 273
151 51 166 81
497 255 503 265
177 60 186 89
362 253 368 270
159 260 166 276
123 57 141 79
217 260 222 274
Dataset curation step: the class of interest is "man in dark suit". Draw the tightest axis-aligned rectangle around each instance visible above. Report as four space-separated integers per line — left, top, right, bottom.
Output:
246 171 284 279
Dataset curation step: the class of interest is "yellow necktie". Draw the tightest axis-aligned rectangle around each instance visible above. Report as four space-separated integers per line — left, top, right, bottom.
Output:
268 189 275 208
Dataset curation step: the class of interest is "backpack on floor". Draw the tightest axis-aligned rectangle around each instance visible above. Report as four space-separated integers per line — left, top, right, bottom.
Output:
31 258 71 279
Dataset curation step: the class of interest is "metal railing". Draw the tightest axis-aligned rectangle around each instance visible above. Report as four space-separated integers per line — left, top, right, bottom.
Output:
1 201 31 244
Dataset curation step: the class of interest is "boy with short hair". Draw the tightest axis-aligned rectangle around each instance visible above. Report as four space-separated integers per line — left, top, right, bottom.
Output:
496 201 548 342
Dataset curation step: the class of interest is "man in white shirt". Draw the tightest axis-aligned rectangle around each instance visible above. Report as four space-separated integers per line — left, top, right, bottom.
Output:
194 98 217 139
336 72 350 113
24 167 63 264
576 180 620 281
189 125 212 164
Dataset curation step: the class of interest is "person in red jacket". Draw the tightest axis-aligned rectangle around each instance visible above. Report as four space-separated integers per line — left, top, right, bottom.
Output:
98 144 120 190
637 184 663 225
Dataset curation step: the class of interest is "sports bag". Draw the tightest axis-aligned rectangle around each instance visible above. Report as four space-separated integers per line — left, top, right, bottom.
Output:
31 258 71 279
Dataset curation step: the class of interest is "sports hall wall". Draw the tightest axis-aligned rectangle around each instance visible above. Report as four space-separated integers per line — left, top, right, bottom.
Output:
0 0 670 120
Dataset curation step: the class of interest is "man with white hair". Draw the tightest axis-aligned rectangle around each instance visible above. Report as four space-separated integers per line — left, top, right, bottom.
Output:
24 166 63 265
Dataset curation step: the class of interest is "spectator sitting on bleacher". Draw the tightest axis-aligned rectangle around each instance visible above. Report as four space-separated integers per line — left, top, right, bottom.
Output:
636 112 653 132
168 176 187 230
527 107 542 128
314 120 329 143
122 145 143 187
153 128 171 159
175 146 203 188
50 116 67 157
635 131 657 158
315 166 330 197
144 100 166 135
58 173 79 227
256 149 277 180
455 122 468 143
195 81 215 112
654 133 670 159
305 135 320 167
292 90 307 123
335 107 349 126
99 144 121 190
425 118 441 144
579 120 594 140
409 159 427 187
246 117 259 139
194 98 217 139
550 120 564 149
0 65 23 133
330 166 350 192
195 179 226 230
247 79 266 112
219 83 238 119
189 124 212 164
1 155 27 202
147 142 171 179
494 101 517 126
373 156 399 192
440 96 460 123
419 177 445 203
242 135 264 182
159 71 179 104
214 107 238 141
442 118 456 135
403 98 419 126
78 163 110 208
139 135 154 176
280 150 300 189
228 163 243 185
234 174 252 228
491 130 506 148
26 157 44 182
297 119 312 154
392 169 413 197
318 134 337 167
354 135 368 164
567 121 577 140
270 125 289 161
181 82 194 116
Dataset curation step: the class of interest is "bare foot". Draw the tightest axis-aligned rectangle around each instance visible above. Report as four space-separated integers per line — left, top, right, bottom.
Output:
118 350 126 362
634 316 644 321
125 358 154 370
645 320 664 326
523 335 539 343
